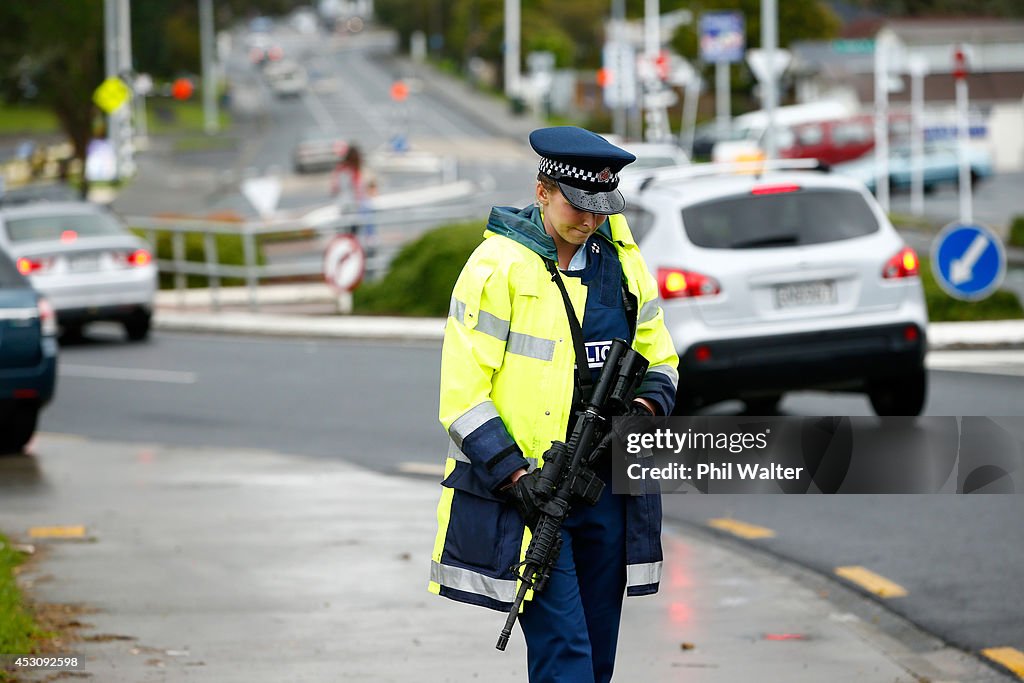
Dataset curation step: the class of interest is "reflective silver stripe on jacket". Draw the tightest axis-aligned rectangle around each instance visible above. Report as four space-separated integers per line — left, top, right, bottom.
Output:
626 561 663 588
648 363 679 389
431 561 516 603
638 300 662 325
448 298 511 342
449 401 500 449
447 439 539 470
449 297 466 323
507 332 555 362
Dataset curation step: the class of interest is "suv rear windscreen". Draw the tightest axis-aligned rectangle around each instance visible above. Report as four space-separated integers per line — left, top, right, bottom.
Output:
681 188 880 249
4 212 124 243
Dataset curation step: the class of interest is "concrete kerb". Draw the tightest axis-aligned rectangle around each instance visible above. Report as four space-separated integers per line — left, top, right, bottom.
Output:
154 285 1024 350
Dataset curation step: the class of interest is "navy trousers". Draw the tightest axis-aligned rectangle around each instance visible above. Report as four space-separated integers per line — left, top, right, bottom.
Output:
519 480 627 683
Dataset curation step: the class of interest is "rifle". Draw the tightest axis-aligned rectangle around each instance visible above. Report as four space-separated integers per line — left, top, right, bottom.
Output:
496 338 649 651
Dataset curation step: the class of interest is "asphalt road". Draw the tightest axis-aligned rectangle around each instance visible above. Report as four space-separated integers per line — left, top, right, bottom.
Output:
37 329 1024 667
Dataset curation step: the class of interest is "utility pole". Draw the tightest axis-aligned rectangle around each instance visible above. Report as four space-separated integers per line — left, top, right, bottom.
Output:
761 0 779 160
612 0 627 139
874 32 893 213
908 55 928 216
117 0 135 177
503 0 521 100
103 0 121 180
200 0 220 134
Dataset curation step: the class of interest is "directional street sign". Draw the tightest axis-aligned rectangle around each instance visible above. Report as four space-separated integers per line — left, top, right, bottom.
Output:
699 11 745 64
746 48 792 84
931 222 1006 301
93 76 131 114
602 41 638 108
241 176 282 219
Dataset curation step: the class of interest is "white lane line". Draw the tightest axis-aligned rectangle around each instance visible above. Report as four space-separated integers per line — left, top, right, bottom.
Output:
396 462 445 477
60 365 198 384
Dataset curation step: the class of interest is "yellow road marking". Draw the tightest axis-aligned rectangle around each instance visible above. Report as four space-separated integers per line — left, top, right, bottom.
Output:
982 647 1024 678
29 526 86 539
707 518 776 539
834 566 907 598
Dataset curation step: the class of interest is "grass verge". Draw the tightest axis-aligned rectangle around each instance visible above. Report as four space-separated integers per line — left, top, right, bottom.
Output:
0 105 60 135
0 534 44 680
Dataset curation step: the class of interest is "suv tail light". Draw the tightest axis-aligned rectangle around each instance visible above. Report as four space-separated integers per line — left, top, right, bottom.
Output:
657 267 721 299
16 257 50 275
38 297 58 336
882 247 919 279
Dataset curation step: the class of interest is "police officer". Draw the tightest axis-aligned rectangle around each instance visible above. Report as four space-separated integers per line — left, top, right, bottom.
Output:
429 127 679 682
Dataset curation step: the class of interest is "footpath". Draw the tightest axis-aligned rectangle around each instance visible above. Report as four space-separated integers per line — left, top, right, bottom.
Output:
1 434 1009 682
152 283 1024 350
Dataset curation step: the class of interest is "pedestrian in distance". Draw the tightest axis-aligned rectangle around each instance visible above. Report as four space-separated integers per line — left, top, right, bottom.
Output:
330 143 378 255
429 126 679 682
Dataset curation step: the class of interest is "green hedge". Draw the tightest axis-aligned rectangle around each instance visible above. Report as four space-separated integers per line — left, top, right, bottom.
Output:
920 257 1023 321
132 229 264 289
354 222 485 316
1009 215 1024 248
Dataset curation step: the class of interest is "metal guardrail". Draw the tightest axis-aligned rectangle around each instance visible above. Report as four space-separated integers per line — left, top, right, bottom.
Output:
128 202 484 312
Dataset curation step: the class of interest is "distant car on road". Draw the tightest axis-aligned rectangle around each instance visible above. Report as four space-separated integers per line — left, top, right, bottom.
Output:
263 59 308 98
622 163 929 415
0 247 57 453
832 142 994 193
0 202 157 341
293 130 348 174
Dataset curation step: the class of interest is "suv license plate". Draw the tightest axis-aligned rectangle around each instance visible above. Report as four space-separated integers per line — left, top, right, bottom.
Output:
69 255 101 272
775 280 836 309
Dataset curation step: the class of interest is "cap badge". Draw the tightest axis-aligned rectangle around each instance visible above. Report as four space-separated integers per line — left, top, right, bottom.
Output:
597 167 612 182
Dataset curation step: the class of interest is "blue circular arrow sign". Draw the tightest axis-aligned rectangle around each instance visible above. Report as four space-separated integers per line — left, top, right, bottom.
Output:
931 222 1006 301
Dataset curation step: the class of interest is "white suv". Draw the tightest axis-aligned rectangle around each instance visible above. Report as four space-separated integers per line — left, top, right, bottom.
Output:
621 163 928 415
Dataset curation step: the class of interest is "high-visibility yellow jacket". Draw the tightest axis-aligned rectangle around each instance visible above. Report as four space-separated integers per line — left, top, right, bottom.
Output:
428 204 679 612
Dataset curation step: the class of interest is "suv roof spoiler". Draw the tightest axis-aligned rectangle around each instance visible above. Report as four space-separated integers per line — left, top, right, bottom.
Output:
635 158 830 192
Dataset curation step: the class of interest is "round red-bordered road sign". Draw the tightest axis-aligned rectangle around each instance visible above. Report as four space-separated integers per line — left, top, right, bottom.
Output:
323 234 366 293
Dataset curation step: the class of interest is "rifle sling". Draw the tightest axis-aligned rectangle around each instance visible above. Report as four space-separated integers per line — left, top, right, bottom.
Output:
545 259 593 401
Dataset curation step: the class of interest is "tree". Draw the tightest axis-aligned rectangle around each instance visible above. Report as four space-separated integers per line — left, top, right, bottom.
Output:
0 1 105 197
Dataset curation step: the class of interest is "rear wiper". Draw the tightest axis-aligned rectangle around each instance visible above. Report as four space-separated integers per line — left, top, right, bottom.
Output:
730 234 800 249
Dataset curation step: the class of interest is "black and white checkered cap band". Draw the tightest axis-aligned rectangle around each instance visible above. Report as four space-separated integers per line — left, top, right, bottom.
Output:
539 157 619 185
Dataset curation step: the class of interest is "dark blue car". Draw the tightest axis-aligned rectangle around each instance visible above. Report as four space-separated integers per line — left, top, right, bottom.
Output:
0 247 58 453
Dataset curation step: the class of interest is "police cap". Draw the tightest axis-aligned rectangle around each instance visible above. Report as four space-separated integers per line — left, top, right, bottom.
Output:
529 126 636 215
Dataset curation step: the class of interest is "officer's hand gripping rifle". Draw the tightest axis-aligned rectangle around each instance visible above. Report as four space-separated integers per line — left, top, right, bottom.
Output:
496 338 649 651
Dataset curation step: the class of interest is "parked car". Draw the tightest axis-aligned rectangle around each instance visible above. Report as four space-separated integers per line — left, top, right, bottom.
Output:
621 164 929 415
776 115 878 166
832 142 993 193
293 129 348 173
0 247 58 453
0 201 157 341
711 100 855 163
